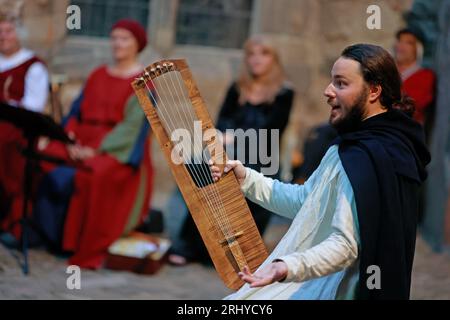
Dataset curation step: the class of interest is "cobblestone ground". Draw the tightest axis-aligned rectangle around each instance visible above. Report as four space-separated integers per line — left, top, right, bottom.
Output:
0 220 449 300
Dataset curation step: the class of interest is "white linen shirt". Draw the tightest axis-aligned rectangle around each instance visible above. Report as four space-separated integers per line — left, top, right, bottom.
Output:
0 48 48 112
225 145 360 300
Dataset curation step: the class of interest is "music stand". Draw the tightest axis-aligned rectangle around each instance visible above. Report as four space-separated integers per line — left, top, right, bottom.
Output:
0 103 73 275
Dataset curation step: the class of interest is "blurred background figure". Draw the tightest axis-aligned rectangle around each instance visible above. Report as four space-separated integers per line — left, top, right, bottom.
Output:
404 0 449 254
394 27 437 226
394 28 436 141
168 35 295 266
0 3 49 239
32 19 154 269
291 123 337 185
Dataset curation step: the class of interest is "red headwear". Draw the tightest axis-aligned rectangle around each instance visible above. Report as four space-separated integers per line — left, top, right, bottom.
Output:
111 19 148 52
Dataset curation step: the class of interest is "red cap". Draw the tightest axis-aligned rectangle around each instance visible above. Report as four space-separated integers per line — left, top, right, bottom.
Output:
111 19 148 52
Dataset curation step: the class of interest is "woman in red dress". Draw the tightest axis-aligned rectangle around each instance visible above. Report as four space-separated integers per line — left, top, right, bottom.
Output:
34 19 154 269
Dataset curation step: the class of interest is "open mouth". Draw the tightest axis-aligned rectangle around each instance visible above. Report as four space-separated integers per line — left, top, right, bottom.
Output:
331 105 340 111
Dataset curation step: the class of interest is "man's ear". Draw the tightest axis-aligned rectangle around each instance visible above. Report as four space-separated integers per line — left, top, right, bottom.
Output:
368 84 382 103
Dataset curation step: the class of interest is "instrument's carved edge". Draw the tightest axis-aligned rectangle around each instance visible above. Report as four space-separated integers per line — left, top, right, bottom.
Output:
133 59 188 89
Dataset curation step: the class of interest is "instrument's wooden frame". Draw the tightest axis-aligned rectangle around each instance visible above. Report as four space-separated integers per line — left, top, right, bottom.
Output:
132 59 268 290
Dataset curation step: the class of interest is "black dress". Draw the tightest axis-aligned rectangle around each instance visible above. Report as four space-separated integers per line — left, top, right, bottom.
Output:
170 82 295 263
292 123 338 182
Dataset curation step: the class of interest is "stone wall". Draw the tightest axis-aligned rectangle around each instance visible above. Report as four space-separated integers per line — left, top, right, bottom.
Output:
21 0 69 59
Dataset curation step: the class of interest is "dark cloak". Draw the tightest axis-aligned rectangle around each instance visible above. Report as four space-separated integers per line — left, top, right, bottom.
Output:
335 109 431 299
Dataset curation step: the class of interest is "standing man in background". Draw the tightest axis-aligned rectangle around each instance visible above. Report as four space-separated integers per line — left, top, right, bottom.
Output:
394 28 436 139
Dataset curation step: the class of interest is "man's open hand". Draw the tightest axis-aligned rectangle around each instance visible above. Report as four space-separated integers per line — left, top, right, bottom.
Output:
238 262 288 288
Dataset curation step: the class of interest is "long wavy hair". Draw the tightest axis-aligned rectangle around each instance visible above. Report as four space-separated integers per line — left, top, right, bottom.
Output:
237 35 286 105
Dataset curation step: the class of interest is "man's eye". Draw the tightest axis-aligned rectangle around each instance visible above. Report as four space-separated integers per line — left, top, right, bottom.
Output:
336 81 346 88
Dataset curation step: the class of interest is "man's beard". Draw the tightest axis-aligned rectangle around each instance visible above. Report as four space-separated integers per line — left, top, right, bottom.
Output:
330 89 368 134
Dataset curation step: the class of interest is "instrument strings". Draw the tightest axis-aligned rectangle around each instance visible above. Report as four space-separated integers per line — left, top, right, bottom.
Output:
143 79 217 232
142 67 244 259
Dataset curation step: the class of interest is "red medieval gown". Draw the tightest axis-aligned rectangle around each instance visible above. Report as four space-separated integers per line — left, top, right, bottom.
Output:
39 65 154 269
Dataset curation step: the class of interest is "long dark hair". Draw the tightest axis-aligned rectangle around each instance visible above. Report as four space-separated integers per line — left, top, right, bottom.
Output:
341 44 415 116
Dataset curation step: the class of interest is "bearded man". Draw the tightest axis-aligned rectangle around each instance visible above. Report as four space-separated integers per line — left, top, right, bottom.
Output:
211 44 430 300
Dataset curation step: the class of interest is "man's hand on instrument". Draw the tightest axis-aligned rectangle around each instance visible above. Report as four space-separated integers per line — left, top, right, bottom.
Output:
238 263 288 288
210 159 246 185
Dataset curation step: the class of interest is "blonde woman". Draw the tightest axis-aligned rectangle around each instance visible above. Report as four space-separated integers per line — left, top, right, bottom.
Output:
217 34 295 227
169 35 295 266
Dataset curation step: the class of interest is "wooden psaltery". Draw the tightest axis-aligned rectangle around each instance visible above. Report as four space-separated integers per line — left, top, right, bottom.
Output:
132 59 268 290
